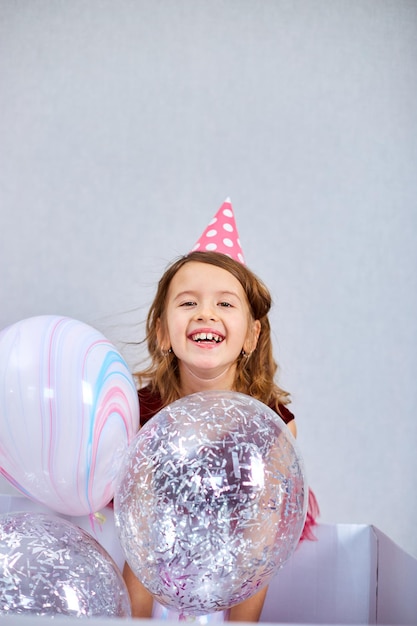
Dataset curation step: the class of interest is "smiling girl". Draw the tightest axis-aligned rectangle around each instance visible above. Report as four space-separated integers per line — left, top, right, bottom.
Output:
123 246 318 621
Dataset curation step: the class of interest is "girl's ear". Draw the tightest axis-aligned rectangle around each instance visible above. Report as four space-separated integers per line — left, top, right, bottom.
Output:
243 319 261 354
156 318 169 351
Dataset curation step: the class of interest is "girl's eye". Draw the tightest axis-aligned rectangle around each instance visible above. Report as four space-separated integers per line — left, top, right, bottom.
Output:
180 301 197 307
219 301 232 308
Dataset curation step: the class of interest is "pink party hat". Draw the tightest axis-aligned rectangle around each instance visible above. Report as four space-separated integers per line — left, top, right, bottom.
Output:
190 199 245 264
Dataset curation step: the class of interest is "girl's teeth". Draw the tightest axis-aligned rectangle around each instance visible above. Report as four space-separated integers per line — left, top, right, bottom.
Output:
192 332 222 342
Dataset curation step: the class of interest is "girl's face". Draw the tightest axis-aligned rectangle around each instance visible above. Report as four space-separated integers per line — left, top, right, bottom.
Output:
158 261 260 392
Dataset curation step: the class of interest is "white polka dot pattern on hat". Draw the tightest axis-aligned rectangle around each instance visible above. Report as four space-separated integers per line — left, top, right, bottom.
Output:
189 200 245 264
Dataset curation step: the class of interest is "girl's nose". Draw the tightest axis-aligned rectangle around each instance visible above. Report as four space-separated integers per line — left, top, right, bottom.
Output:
195 305 218 322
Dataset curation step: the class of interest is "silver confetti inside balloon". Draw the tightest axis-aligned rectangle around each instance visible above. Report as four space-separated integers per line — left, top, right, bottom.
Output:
0 512 131 617
115 390 307 616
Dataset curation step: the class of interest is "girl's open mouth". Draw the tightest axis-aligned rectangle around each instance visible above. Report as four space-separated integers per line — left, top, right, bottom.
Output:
190 332 224 344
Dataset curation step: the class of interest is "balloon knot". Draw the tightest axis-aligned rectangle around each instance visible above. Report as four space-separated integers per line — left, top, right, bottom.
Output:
93 511 106 524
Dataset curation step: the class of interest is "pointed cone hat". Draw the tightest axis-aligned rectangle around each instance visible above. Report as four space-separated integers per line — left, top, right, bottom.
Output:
190 198 245 264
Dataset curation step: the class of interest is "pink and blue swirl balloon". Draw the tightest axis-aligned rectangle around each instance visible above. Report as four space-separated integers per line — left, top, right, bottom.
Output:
0 315 139 516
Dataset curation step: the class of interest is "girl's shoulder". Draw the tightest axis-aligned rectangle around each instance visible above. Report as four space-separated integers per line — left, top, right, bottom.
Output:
138 385 164 426
273 401 295 425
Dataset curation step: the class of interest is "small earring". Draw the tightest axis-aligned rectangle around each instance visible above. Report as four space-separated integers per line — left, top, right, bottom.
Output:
240 349 250 358
161 347 173 357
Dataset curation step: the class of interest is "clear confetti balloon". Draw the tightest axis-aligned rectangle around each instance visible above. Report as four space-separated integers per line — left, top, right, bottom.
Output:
115 390 307 616
0 512 131 617
0 315 139 515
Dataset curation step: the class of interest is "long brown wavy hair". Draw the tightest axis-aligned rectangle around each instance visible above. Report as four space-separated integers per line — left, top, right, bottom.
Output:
134 251 290 411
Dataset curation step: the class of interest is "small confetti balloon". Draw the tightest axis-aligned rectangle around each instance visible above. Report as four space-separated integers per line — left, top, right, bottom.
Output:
0 315 139 516
0 512 131 617
115 390 307 616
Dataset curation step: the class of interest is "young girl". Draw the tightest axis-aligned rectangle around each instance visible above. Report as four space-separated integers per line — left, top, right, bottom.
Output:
123 248 319 622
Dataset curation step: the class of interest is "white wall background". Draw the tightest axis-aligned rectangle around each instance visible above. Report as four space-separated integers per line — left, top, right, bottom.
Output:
1 1 416 558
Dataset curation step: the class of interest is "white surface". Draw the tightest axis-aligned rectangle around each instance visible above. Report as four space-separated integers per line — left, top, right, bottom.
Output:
0 1 416 562
261 524 377 624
